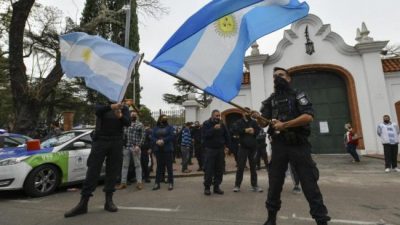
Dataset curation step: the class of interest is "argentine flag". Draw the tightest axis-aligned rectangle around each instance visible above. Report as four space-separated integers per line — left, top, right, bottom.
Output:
60 32 140 102
149 0 309 102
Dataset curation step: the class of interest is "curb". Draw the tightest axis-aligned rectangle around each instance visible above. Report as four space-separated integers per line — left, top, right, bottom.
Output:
149 169 238 179
365 154 400 163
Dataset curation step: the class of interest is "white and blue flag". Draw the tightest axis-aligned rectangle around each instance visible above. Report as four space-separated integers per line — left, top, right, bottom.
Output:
60 32 140 102
149 0 309 102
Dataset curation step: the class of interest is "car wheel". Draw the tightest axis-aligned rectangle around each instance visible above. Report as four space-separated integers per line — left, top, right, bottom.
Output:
24 164 60 197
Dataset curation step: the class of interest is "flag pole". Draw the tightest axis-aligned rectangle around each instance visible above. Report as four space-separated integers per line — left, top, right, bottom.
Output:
143 60 269 125
124 53 144 107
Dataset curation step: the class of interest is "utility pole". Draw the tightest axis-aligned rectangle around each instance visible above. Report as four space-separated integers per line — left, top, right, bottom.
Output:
123 0 134 104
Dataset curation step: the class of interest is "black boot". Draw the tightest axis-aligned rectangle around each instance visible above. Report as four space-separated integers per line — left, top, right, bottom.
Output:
264 211 277 225
64 196 89 218
104 193 118 212
204 186 211 196
213 186 224 195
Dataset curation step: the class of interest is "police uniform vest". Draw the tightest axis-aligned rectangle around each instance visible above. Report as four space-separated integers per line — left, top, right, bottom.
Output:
261 89 313 145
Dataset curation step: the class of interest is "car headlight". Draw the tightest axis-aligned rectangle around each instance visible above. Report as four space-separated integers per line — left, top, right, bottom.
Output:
0 157 25 166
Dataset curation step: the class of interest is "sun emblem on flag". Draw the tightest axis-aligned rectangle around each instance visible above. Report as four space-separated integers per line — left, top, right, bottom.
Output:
82 48 92 63
214 14 238 38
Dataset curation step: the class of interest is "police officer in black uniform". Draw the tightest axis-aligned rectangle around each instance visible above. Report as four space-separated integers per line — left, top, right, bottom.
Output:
65 101 130 218
202 109 230 196
258 67 330 225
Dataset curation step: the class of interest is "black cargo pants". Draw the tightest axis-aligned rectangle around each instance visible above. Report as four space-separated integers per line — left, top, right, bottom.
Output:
266 141 330 223
81 137 123 197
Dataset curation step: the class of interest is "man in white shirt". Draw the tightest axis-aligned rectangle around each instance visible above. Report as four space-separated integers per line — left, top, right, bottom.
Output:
377 115 400 173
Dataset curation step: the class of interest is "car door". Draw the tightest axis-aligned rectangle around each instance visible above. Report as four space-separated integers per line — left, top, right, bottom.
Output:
63 134 92 182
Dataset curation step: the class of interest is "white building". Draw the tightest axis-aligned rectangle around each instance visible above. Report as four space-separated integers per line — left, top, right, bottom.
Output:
183 14 400 155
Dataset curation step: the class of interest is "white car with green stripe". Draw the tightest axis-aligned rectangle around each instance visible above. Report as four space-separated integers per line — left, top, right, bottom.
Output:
0 129 104 197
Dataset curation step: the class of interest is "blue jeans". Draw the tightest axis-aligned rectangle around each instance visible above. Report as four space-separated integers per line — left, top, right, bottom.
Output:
346 143 360 162
181 146 191 171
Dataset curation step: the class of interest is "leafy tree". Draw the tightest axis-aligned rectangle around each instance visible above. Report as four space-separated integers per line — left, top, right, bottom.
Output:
0 49 12 129
138 105 156 127
163 80 212 107
4 0 166 134
79 0 167 107
7 1 62 134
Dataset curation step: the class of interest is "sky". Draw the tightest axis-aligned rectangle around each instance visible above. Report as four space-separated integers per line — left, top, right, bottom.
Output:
38 0 400 111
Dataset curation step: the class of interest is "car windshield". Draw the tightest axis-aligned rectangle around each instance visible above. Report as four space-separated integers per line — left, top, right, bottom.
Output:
41 131 83 148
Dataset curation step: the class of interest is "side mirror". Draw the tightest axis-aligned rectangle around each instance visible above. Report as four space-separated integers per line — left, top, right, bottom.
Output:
73 141 86 148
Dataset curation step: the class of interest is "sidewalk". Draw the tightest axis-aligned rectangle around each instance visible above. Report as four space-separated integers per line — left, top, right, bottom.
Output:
365 154 400 162
149 153 242 178
149 153 398 178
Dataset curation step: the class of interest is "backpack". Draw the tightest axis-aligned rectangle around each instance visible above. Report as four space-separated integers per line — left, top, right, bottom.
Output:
343 132 348 146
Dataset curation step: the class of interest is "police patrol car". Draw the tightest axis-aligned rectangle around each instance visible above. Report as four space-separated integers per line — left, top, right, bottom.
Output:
0 129 102 197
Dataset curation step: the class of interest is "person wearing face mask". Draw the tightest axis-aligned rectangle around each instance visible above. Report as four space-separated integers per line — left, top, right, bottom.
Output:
64 101 130 218
116 111 145 190
202 110 231 196
256 67 330 225
151 115 175 190
377 115 400 173
232 107 263 193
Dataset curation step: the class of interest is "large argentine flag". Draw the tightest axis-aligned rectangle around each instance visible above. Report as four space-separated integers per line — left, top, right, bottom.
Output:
149 0 309 102
60 32 140 102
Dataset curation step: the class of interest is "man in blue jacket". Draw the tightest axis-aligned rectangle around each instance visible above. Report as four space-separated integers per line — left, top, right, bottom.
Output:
202 110 230 196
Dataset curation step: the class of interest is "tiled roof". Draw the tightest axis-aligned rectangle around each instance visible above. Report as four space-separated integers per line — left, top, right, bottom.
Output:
382 58 400 73
242 71 250 85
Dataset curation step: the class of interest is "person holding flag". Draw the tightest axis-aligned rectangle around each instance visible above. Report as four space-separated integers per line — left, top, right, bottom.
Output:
60 32 138 217
258 67 330 225
64 101 130 217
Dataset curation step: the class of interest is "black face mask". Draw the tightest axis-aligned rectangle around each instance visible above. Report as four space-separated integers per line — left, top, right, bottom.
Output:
245 115 252 120
274 76 290 92
131 116 137 122
384 119 390 124
213 118 221 123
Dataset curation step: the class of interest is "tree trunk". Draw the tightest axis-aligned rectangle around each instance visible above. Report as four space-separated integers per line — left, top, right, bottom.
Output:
9 0 64 134
14 99 42 136
9 0 35 133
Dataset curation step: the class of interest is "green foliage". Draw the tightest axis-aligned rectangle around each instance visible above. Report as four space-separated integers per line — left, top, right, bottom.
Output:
163 80 212 107
44 79 96 126
139 105 156 127
0 7 12 128
80 0 141 106
0 54 12 129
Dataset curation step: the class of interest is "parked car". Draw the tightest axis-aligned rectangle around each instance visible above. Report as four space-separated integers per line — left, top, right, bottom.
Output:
2 133 33 148
0 129 102 197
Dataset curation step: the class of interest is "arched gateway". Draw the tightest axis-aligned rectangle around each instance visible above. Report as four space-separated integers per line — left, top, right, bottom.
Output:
186 14 399 155
289 64 362 154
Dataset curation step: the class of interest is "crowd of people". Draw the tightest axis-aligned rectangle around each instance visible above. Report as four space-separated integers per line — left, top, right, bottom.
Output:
62 67 400 225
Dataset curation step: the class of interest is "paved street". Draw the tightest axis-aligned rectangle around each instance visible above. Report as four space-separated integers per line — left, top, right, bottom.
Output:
0 155 399 225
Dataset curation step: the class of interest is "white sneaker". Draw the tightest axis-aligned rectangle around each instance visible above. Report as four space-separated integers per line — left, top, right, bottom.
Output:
385 168 391 173
251 186 264 193
233 186 240 192
393 168 400 172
